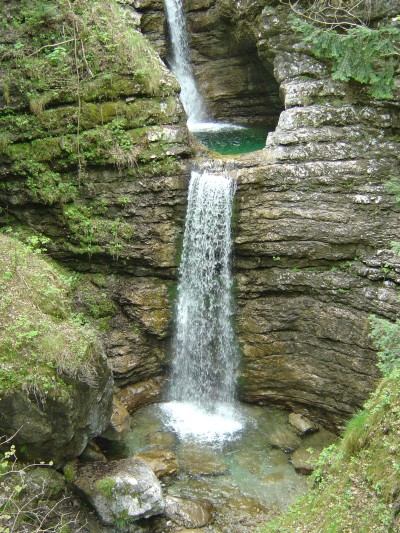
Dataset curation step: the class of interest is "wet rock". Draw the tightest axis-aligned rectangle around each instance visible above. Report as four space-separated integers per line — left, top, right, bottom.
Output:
291 446 321 476
132 450 179 483
289 413 319 436
164 496 214 528
72 458 164 525
147 430 177 450
102 395 131 441
80 441 107 464
261 471 285 484
178 444 229 476
266 427 302 453
291 429 339 475
117 378 164 414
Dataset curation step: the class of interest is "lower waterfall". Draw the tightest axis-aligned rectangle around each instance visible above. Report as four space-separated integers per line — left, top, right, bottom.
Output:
161 165 242 441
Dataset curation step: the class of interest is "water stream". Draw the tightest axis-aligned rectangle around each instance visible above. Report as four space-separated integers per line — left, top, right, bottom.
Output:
163 0 269 153
160 166 242 440
107 3 335 529
164 0 206 123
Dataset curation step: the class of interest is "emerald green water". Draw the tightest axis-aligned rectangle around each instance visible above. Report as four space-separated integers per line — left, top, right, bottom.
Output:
190 122 273 155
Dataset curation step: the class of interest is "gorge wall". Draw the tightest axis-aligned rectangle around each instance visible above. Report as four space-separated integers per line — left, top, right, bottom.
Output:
190 0 400 428
138 0 400 427
0 0 191 428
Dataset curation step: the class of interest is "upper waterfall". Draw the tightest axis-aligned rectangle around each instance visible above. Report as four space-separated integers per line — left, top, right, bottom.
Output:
164 0 206 123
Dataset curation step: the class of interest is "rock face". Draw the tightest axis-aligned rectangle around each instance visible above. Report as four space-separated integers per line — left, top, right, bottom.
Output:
1 0 400 438
0 0 190 419
0 364 113 466
136 0 400 427
228 1 400 428
136 0 283 125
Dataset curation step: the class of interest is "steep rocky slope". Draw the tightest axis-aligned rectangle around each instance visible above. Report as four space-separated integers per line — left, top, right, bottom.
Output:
0 0 192 411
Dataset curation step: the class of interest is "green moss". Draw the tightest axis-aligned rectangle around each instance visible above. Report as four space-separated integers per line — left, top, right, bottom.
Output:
0 0 185 214
96 477 116 498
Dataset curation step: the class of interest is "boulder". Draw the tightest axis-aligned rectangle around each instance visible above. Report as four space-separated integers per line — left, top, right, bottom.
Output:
266 427 302 453
164 496 214 528
72 458 164 525
25 468 66 500
0 348 113 467
79 441 107 464
289 413 319 436
132 450 179 483
291 446 321 476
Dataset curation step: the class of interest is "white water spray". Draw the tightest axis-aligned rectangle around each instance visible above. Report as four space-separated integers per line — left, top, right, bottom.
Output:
164 0 206 123
162 166 242 441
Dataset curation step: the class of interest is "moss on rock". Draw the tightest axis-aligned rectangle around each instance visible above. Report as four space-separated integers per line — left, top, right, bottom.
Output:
0 232 113 464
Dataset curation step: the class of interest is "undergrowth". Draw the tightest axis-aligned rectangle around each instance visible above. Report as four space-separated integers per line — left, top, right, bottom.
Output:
0 436 84 532
0 231 101 399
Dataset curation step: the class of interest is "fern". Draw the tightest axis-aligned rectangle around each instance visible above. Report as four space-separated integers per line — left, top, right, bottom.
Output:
290 17 400 99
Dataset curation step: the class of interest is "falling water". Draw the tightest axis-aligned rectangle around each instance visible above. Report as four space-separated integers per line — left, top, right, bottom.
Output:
162 166 242 441
164 0 206 123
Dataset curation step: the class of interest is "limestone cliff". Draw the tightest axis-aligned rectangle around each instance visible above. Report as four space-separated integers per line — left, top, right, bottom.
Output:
0 0 191 413
138 0 400 427
1 0 399 436
228 1 400 427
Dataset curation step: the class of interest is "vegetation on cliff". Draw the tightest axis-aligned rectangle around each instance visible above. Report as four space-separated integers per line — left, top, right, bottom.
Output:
0 0 186 259
0 231 113 466
0 231 103 397
263 325 400 532
285 0 400 100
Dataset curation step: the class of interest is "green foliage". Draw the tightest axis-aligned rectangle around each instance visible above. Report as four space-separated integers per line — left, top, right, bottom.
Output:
290 17 400 99
263 369 400 532
0 232 103 397
0 437 80 532
341 410 370 457
370 315 400 375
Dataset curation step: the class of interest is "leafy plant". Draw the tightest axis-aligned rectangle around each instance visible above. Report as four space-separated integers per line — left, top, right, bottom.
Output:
0 435 83 532
290 17 400 99
370 315 400 375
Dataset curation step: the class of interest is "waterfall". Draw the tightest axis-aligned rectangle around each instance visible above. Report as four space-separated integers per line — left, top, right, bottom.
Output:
164 0 206 123
162 166 242 441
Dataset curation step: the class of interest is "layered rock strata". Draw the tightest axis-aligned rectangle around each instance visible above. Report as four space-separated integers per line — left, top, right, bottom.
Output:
135 0 284 125
228 1 400 428
0 0 191 410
